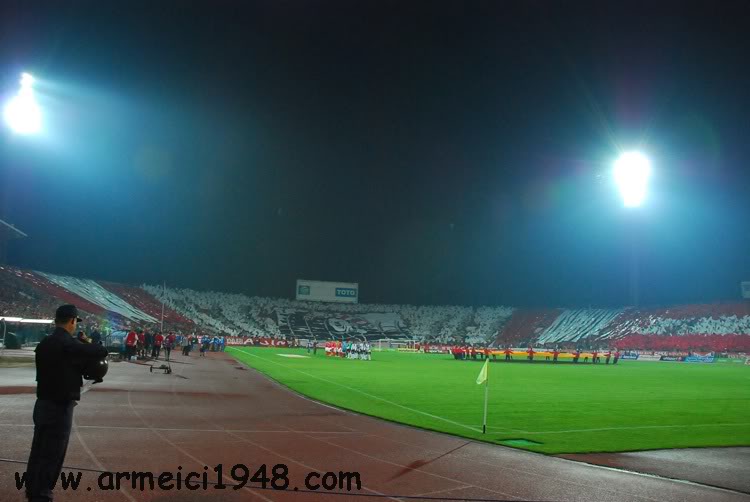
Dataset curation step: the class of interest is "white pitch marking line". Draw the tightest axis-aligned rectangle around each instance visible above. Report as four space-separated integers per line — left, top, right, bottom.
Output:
234 348 483 434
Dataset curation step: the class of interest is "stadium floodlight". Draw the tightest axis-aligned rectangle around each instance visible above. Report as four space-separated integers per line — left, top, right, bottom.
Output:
614 151 651 208
3 72 42 134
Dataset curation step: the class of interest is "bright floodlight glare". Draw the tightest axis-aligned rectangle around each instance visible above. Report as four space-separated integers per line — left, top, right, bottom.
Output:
20 72 35 88
614 151 651 207
3 72 41 134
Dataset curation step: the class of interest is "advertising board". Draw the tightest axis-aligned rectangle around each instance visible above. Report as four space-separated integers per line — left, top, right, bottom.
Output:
659 355 684 362
637 354 662 362
684 355 715 363
295 279 359 304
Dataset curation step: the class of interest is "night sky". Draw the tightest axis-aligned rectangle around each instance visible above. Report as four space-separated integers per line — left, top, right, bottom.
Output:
1 0 749 309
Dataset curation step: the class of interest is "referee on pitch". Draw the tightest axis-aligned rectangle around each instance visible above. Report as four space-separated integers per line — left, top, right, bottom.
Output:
25 305 108 502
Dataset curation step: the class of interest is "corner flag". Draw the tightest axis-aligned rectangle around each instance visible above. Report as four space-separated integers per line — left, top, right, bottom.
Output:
476 359 490 434
476 359 489 385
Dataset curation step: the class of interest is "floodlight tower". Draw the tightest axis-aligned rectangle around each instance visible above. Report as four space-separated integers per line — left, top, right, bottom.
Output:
614 151 651 308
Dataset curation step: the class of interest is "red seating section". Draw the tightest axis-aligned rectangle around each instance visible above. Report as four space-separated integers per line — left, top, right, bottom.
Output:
493 309 562 346
98 281 194 328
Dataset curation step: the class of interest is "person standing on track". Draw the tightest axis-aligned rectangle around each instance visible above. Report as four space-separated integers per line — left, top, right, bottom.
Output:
144 330 153 357
200 334 210 356
152 331 164 359
553 347 560 363
164 332 176 361
136 329 146 358
181 333 191 356
26 305 108 502
124 328 137 361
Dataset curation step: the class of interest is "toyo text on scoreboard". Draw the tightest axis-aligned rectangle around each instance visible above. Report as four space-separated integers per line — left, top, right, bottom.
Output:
296 279 359 304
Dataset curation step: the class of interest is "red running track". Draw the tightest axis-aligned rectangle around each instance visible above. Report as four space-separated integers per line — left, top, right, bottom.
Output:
1 352 748 502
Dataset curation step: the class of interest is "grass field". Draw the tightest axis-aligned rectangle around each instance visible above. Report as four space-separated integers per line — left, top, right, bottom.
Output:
228 347 750 454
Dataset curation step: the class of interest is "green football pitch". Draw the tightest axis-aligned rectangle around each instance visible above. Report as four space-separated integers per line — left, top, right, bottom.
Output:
228 347 750 454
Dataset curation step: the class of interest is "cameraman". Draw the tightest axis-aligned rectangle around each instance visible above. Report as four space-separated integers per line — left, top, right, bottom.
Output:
25 305 108 502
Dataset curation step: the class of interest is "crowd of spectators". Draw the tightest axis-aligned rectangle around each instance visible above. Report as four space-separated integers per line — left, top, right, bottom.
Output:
492 303 750 351
493 309 563 347
1 266 62 320
36 271 157 324
612 333 750 352
600 303 750 339
99 281 195 332
141 285 516 344
536 309 626 345
2 263 750 353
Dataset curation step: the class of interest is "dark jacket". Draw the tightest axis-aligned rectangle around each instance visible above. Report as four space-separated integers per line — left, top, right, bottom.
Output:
35 327 108 402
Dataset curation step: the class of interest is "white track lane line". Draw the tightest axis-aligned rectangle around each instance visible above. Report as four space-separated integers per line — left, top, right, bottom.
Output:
123 357 275 501
191 360 404 502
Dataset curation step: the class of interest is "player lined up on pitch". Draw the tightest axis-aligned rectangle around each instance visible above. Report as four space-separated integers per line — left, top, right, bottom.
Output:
324 340 372 360
452 345 621 364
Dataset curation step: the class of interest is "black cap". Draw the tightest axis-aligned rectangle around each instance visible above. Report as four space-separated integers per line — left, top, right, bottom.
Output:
55 305 83 323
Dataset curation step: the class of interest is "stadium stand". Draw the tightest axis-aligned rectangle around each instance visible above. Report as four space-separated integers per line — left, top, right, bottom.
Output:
469 306 515 344
35 271 157 323
142 287 515 343
2 266 142 331
492 309 563 347
12 268 108 317
612 333 750 352
98 281 194 329
0 266 62 320
2 265 749 352
536 308 625 345
601 303 750 338
142 285 276 337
